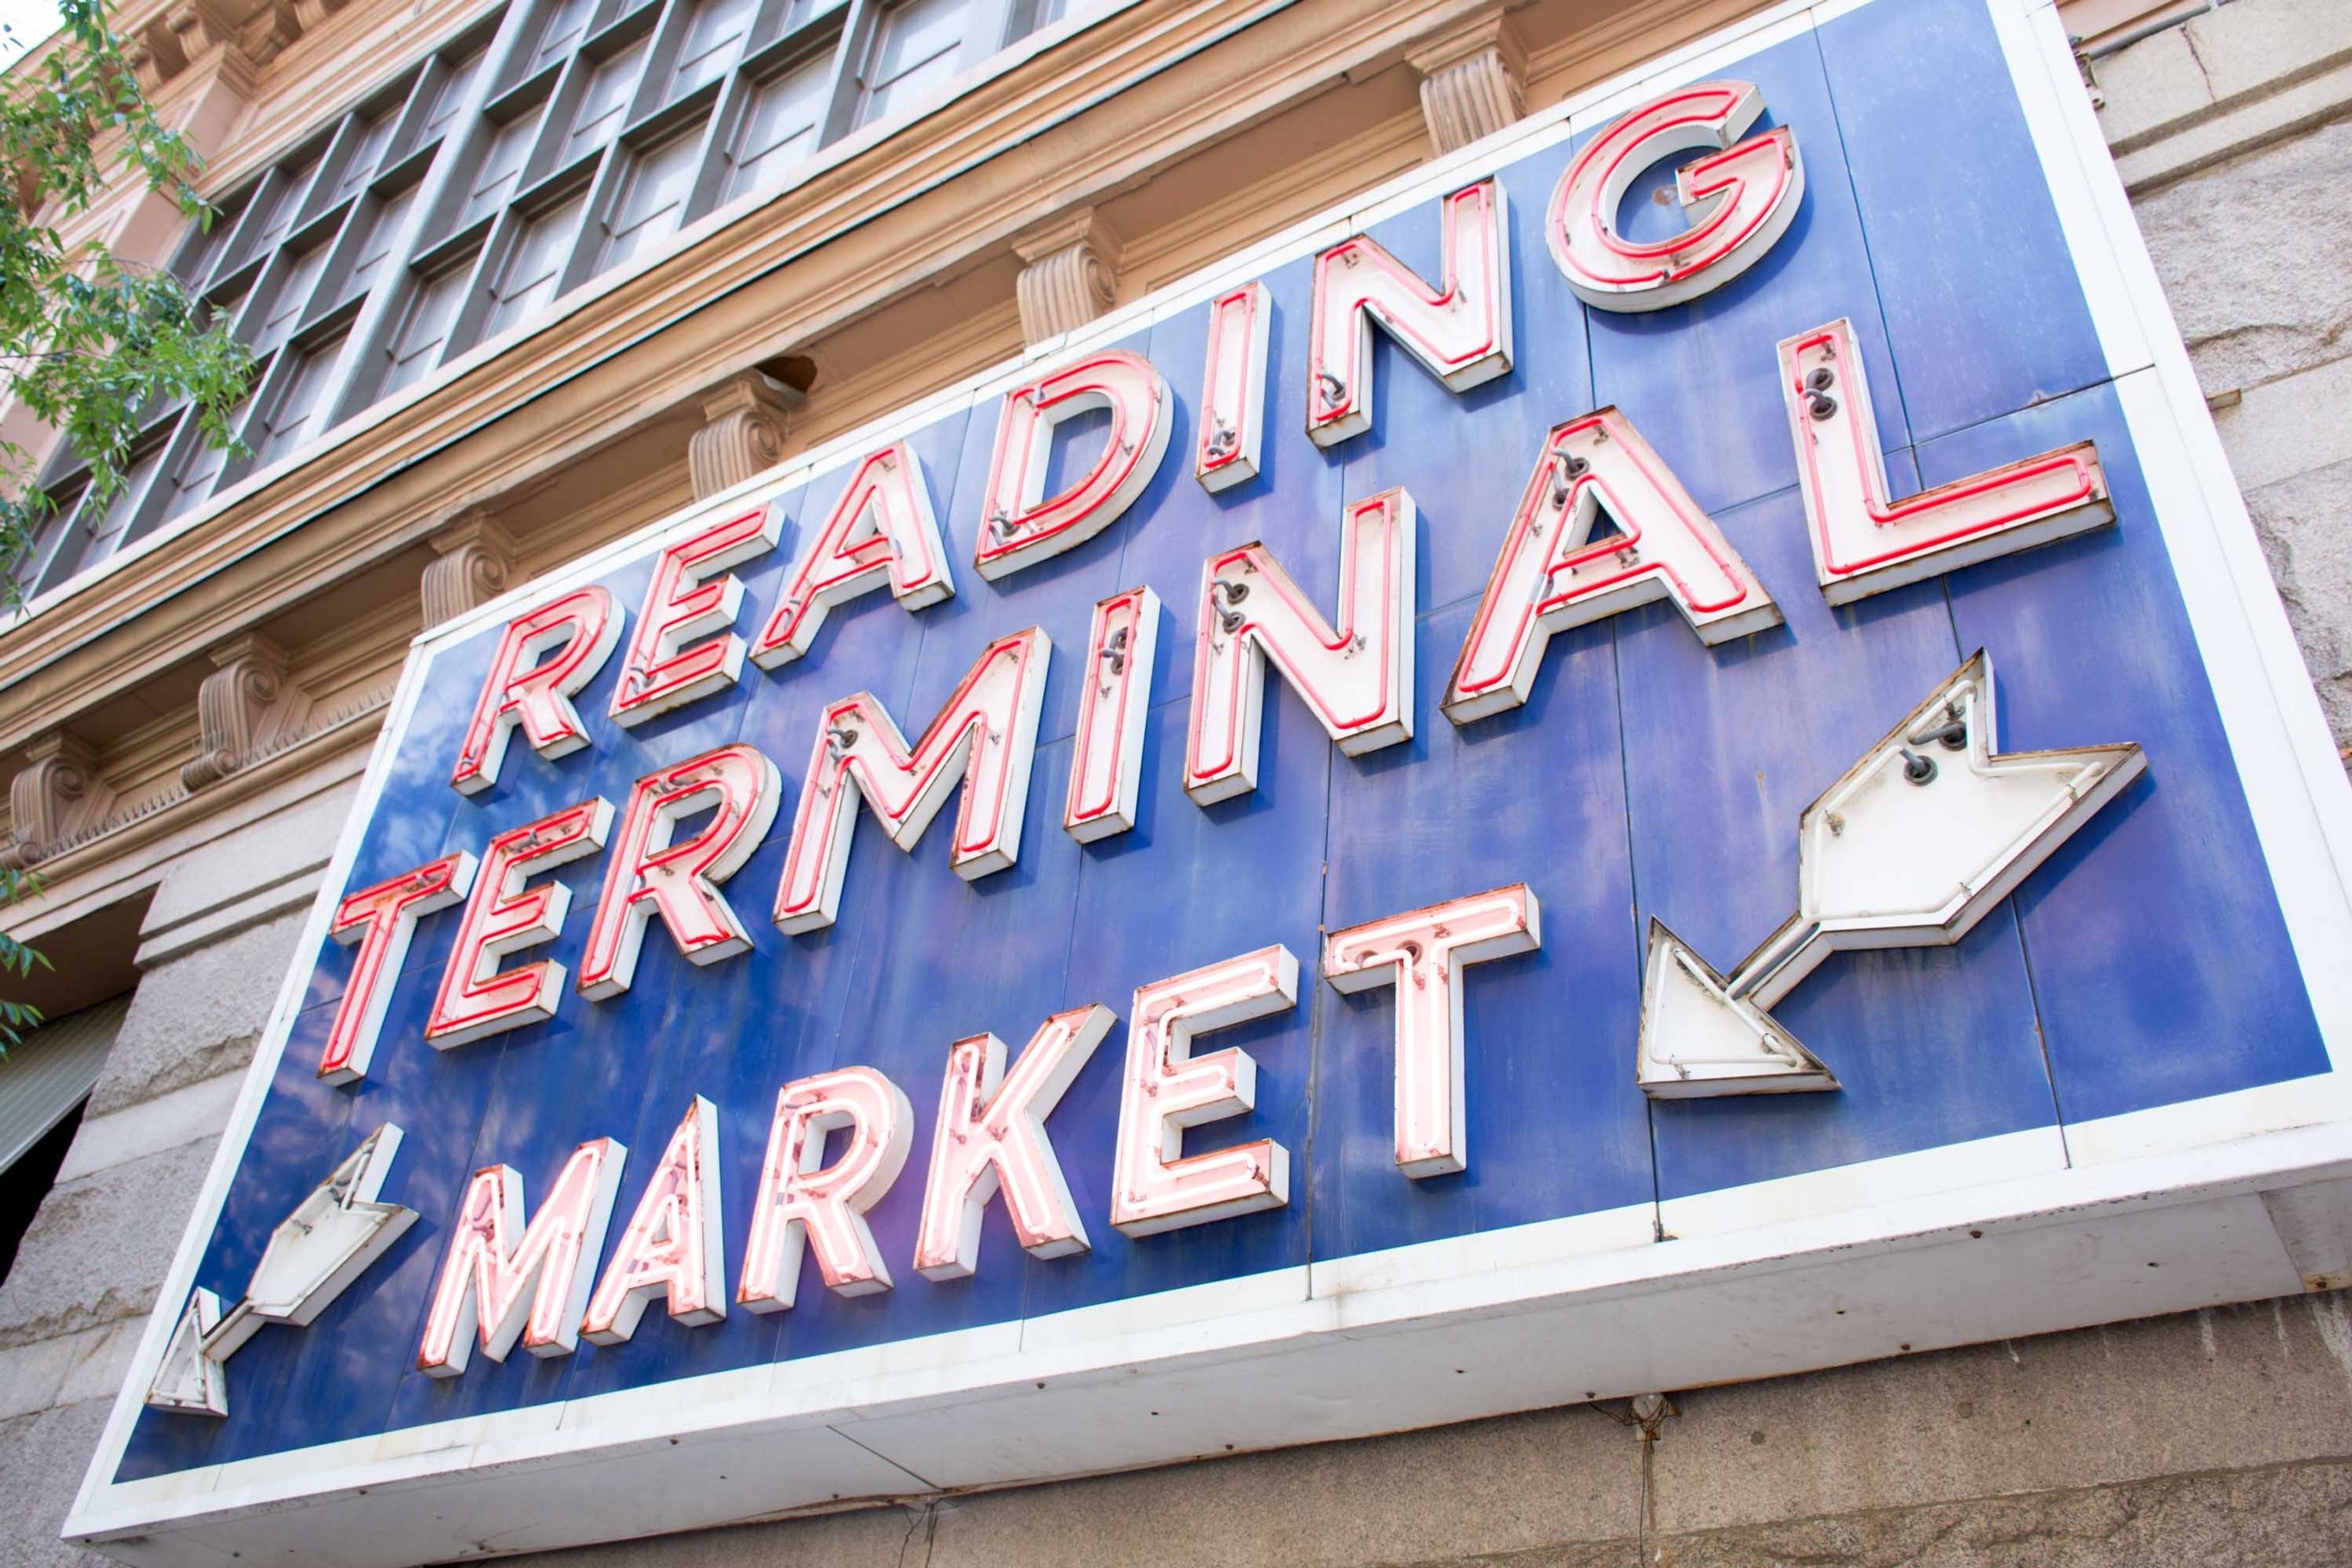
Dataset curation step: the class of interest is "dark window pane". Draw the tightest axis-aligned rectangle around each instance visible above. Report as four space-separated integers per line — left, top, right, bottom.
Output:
486 192 585 336
343 186 419 299
596 125 701 271
383 261 472 395
856 0 968 126
564 42 649 162
462 113 541 227
330 112 399 205
726 51 827 197
423 46 488 140
252 245 331 353
669 0 756 98
254 337 348 464
531 0 598 73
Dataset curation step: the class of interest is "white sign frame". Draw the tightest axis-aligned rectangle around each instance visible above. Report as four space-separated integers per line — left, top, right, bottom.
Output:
67 0 2352 1558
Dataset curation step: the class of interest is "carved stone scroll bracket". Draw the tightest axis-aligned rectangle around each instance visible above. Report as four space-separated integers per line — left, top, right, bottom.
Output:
687 371 804 500
420 511 520 628
1012 208 1122 347
179 634 313 794
0 731 114 871
1406 13 1526 157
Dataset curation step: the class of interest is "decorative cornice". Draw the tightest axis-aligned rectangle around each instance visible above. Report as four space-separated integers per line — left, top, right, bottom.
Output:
687 372 802 500
180 633 312 792
0 692 390 943
1012 207 1123 345
420 510 518 627
0 730 115 871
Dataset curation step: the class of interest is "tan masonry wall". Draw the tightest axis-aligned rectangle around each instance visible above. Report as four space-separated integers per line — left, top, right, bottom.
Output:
2 0 2351 1561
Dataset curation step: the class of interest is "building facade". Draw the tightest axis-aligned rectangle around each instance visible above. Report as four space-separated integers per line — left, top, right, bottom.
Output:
2 0 2351 1559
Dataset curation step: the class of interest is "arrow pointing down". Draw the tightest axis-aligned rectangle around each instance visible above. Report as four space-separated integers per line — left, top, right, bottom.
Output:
1637 651 2144 1098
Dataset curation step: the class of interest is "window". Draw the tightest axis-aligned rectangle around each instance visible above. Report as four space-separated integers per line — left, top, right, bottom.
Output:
248 158 322 257
669 0 755 97
855 0 970 126
39 0 1085 605
342 187 419 299
421 47 488 140
252 244 331 353
329 113 398 206
725 52 828 198
33 443 167 589
1009 0 1066 32
530 0 597 74
486 192 586 337
255 339 349 464
157 394 254 522
462 112 541 227
564 43 650 163
597 129 701 272
383 261 473 395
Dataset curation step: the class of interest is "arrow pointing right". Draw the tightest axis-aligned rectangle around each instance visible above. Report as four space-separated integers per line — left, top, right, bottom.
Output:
1638 652 2145 1097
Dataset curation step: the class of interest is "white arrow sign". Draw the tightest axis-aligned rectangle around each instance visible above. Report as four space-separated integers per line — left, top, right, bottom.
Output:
1637 652 2144 1098
147 1123 417 1417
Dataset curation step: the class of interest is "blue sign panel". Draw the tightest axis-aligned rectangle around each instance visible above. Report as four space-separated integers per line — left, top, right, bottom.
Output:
74 0 2352 1558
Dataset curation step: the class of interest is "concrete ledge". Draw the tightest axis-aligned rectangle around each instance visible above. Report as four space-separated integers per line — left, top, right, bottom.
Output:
0 1319 145 1425
55 1071 244 1185
2208 352 2352 491
132 783 354 970
2116 55 2352 191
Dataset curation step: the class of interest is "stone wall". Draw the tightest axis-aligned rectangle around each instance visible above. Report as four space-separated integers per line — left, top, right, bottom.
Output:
500 1292 2352 1568
1 0 2348 1562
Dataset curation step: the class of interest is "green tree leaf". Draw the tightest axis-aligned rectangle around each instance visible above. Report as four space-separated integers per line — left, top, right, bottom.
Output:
0 0 254 611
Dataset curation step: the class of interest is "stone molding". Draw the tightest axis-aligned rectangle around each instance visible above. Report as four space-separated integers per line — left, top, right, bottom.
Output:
687 372 803 500
1013 208 1123 345
179 635 312 793
1406 12 1526 155
0 730 115 871
420 510 519 627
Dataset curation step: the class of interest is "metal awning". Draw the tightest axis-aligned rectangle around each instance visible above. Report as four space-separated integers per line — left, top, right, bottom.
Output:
0 995 128 1176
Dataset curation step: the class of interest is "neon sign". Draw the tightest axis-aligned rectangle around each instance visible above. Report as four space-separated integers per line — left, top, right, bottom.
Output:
77 6 2352 1561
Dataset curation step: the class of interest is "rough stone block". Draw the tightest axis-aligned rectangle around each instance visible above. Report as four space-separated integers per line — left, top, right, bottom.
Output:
2094 26 2213 149
0 1336 80 1423
86 911 304 1118
52 1316 145 1410
0 1397 114 1568
1648 1459 2352 1568
2209 352 2352 492
137 782 353 946
1646 1294 2352 1534
2133 118 2352 396
2243 456 2352 752
0 1319 143 1423
0 1137 214 1350
2180 0 2352 108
